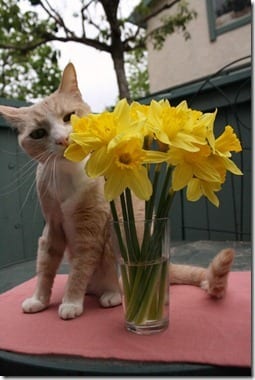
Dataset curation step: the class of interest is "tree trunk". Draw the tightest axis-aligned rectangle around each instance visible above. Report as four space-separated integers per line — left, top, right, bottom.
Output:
111 49 131 101
100 0 131 101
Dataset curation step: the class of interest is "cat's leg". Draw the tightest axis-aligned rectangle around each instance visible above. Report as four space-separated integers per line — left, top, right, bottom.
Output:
58 251 100 319
170 248 235 298
22 224 65 313
59 250 121 319
83 223 121 308
59 220 121 319
90 241 121 308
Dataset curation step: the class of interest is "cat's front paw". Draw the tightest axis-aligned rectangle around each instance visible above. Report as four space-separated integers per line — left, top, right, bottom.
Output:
58 302 83 320
99 291 122 308
22 297 48 313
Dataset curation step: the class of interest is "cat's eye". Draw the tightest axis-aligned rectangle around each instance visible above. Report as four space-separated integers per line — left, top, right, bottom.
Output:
63 111 75 123
29 128 48 140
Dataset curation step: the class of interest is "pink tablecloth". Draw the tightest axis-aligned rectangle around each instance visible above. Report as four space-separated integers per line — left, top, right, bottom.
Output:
0 272 251 367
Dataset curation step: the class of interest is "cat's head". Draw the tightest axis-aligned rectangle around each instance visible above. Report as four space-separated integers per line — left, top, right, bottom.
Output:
0 63 90 162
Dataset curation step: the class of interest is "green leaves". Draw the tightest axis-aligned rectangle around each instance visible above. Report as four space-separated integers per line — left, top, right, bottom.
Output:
125 48 149 99
149 1 197 50
0 0 61 100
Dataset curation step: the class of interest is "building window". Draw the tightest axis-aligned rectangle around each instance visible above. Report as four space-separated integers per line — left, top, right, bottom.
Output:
207 0 251 41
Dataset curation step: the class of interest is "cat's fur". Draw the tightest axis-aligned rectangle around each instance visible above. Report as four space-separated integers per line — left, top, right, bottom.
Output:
0 63 234 319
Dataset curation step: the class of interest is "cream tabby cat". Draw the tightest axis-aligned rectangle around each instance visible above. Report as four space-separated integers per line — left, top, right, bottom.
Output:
0 63 234 320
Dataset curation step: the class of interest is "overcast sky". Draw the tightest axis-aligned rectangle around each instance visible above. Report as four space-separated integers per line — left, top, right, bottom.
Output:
52 0 140 113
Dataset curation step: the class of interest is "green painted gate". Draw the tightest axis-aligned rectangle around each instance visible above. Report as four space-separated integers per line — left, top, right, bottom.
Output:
0 98 44 268
139 64 251 241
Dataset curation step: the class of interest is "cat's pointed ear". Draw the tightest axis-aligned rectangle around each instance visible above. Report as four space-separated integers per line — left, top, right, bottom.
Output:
58 63 82 97
0 105 25 131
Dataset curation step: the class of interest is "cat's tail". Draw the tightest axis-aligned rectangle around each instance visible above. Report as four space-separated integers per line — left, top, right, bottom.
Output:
169 248 235 298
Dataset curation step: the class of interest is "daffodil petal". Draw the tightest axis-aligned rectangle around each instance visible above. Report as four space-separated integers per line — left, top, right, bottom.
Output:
172 135 201 152
86 147 113 178
202 182 221 207
143 150 167 164
193 162 222 182
127 166 152 200
215 126 242 154
104 173 127 201
70 132 102 150
172 164 193 191
187 178 202 201
64 143 88 162
222 157 243 175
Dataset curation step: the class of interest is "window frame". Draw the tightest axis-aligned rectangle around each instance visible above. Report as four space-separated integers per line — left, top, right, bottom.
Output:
206 0 251 41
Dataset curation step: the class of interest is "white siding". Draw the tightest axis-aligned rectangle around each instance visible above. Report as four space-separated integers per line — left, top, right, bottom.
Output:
146 0 251 92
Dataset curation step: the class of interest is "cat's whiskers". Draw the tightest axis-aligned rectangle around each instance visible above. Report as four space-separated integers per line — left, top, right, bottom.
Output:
18 175 38 216
52 154 61 202
16 151 53 212
47 153 59 201
36 152 54 202
37 151 63 203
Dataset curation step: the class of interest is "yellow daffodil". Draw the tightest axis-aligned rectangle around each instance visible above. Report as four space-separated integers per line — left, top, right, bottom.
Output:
215 125 242 156
206 125 243 178
64 108 122 162
64 142 88 162
87 135 166 201
167 145 222 191
64 98 242 207
71 113 116 150
64 114 93 161
146 100 208 152
187 178 222 207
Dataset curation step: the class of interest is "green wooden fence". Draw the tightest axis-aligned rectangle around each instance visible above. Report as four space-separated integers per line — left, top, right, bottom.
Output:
0 99 44 268
139 63 251 241
0 63 251 269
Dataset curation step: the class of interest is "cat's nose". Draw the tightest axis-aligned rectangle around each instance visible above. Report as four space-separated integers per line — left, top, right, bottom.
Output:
56 137 69 147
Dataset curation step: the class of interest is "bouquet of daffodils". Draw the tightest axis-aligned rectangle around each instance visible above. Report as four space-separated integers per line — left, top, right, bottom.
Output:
64 99 242 328
65 99 242 206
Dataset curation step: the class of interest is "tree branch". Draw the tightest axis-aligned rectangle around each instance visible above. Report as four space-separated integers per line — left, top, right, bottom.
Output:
40 0 75 38
137 0 181 24
122 25 145 50
0 34 111 53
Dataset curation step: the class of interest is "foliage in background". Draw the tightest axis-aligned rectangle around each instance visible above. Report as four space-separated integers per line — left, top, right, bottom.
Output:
0 0 196 101
0 0 61 100
125 49 149 99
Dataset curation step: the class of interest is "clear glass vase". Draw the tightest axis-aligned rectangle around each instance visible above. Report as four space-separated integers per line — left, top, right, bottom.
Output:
111 217 170 335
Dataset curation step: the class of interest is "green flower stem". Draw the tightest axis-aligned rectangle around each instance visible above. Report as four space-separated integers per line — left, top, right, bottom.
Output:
125 220 168 323
156 165 173 218
142 216 166 264
120 192 128 221
141 165 161 259
125 188 140 261
120 264 131 302
110 201 131 297
120 193 136 262
158 188 176 218
125 258 167 324
110 200 128 261
155 259 168 317
131 264 162 324
111 164 173 328
145 164 161 220
125 264 147 320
